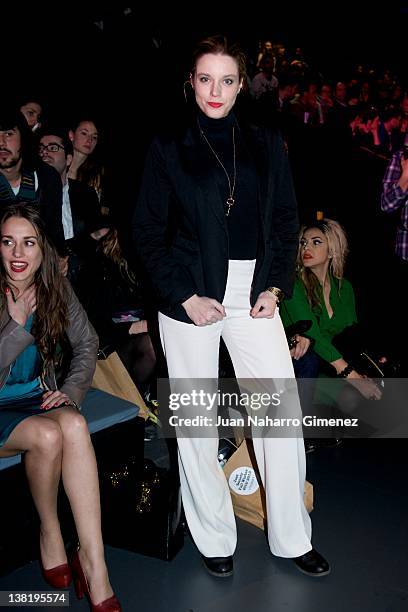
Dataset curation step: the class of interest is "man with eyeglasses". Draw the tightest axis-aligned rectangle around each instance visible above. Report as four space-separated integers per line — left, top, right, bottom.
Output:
38 128 100 283
0 106 65 257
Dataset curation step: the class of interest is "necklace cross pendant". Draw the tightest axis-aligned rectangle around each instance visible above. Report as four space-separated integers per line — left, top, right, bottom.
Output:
226 197 235 216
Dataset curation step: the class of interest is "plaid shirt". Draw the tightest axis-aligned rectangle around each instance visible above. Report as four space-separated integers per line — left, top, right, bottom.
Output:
381 149 408 260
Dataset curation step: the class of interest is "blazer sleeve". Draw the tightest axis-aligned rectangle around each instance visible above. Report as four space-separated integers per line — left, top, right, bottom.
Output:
36 162 66 256
59 281 98 406
133 139 198 308
280 279 344 363
265 131 299 298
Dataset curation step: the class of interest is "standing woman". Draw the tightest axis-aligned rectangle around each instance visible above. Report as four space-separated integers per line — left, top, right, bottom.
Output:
0 204 120 611
134 36 329 577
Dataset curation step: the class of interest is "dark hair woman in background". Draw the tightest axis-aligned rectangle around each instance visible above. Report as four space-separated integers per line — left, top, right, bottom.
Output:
0 204 120 611
77 215 156 397
68 118 109 214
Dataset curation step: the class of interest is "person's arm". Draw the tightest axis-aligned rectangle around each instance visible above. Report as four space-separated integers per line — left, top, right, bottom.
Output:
58 281 98 406
381 152 408 212
264 131 299 298
280 280 343 363
133 139 198 309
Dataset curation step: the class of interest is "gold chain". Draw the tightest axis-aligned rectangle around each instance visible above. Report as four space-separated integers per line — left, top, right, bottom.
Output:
199 124 236 216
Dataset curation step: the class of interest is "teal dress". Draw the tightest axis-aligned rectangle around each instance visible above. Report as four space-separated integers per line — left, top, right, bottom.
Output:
0 316 45 447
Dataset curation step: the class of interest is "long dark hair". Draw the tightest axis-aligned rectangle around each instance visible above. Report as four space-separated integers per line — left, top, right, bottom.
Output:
70 117 103 198
98 228 136 286
0 105 35 169
0 204 68 364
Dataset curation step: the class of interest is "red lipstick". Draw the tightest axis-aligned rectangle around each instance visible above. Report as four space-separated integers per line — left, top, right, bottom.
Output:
208 102 223 108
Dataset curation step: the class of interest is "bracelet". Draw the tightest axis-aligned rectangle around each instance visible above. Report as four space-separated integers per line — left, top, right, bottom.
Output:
265 286 285 305
337 364 353 378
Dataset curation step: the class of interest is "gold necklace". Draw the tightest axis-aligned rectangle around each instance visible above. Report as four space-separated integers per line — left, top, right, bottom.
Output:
199 123 236 216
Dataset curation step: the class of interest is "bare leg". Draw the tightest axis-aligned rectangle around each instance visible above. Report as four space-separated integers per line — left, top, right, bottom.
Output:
43 407 113 605
0 416 66 569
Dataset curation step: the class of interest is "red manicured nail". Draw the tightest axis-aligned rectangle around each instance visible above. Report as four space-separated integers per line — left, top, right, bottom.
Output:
5 287 9 294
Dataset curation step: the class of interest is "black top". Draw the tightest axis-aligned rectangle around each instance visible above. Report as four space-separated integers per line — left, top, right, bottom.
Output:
77 239 144 348
197 111 259 259
134 114 300 324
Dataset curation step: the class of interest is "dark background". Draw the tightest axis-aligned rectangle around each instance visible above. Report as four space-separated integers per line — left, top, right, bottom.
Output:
4 4 407 259
8 4 408 121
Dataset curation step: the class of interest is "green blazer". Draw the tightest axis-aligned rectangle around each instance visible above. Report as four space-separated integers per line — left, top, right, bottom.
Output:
280 276 357 363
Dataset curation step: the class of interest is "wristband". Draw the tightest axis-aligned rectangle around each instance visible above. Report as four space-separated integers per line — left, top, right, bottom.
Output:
337 364 353 378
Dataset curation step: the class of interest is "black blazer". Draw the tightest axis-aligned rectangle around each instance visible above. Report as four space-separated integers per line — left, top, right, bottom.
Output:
133 118 299 324
35 162 66 255
67 179 101 239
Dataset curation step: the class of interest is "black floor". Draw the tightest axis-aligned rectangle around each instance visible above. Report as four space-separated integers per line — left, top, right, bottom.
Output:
1 438 407 612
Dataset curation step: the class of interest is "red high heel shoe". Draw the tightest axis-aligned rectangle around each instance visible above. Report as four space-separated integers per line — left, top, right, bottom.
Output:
39 555 72 589
71 549 121 612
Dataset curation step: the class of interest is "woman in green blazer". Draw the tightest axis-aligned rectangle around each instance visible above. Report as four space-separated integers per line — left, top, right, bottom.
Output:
281 219 381 401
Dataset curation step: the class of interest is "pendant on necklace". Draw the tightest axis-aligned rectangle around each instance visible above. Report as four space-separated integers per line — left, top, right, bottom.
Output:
226 197 235 216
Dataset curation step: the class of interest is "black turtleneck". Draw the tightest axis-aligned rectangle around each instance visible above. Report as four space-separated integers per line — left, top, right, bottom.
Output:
197 110 259 259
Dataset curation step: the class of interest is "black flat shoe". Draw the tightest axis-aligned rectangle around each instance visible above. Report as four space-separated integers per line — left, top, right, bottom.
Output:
202 555 233 577
293 548 330 577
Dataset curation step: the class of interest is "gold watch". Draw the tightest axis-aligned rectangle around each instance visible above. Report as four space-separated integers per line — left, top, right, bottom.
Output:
265 286 285 305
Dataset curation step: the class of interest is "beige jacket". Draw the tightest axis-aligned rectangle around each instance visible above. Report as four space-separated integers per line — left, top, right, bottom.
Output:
0 280 98 406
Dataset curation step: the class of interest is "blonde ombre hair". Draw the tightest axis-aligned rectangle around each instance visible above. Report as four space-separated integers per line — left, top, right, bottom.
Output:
297 219 349 309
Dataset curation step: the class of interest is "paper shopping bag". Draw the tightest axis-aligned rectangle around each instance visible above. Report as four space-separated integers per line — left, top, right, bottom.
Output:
92 351 148 419
223 439 313 530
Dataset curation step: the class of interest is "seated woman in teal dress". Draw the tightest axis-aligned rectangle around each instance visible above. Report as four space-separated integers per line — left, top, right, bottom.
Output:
0 204 120 612
280 218 382 404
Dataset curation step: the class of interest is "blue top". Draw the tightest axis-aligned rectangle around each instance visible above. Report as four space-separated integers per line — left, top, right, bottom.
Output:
0 316 42 404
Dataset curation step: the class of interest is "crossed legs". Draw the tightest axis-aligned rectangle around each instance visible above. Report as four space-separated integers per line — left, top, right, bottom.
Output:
0 407 112 605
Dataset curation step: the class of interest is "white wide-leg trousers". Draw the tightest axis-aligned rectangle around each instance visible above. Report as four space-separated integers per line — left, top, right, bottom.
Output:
159 260 312 558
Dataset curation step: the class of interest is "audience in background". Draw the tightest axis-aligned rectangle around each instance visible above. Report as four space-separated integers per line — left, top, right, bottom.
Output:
0 107 65 257
19 97 43 133
67 118 109 214
38 127 100 282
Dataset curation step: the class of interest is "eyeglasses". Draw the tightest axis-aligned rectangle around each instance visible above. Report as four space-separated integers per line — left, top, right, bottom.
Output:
38 143 65 153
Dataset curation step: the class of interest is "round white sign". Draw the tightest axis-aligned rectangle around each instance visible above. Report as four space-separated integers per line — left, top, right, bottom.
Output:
228 466 259 496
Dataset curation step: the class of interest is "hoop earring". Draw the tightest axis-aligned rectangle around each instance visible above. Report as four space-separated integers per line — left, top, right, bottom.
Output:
183 80 192 103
